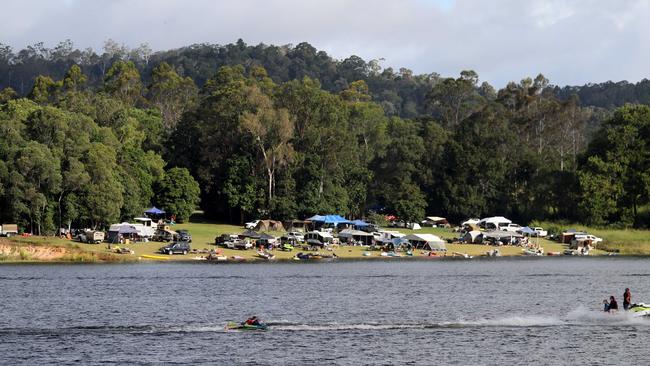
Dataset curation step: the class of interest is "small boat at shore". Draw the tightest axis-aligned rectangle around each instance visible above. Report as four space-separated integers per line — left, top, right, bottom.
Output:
140 254 169 260
225 321 268 331
523 247 544 256
256 250 276 260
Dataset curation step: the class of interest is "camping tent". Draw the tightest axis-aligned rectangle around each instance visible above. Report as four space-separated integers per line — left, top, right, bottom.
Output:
338 228 374 245
403 234 446 251
254 220 285 232
462 230 483 244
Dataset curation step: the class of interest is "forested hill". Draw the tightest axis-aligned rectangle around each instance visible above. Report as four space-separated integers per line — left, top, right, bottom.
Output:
2 39 648 116
552 80 650 109
0 39 648 233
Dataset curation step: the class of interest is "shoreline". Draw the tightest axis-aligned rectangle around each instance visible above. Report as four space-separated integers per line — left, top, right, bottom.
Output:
0 239 620 265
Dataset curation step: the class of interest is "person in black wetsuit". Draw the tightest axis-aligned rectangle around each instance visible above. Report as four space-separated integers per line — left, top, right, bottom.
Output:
623 288 631 310
608 296 619 312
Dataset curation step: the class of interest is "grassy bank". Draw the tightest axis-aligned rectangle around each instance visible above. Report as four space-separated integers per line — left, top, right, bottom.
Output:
0 237 125 263
533 221 650 255
8 219 642 263
26 221 569 261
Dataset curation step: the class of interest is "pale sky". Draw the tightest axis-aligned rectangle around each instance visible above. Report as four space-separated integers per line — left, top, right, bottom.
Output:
2 0 649 87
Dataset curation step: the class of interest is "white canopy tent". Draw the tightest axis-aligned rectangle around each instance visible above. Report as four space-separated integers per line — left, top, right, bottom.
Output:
478 216 512 230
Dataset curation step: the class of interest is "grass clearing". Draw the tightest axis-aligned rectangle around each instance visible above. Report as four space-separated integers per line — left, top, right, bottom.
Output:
6 217 646 262
532 221 650 255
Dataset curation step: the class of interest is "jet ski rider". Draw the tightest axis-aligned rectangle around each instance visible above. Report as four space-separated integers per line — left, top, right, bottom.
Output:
623 288 632 310
608 296 619 312
244 316 261 326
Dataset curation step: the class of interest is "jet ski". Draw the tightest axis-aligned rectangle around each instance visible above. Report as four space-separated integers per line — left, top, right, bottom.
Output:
628 303 650 317
225 321 268 331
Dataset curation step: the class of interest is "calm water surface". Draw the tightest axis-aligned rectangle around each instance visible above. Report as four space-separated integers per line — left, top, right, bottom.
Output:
1 258 649 365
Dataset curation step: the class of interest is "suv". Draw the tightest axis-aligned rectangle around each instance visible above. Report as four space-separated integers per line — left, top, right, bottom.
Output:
160 241 191 255
286 231 305 242
177 229 192 242
245 220 260 229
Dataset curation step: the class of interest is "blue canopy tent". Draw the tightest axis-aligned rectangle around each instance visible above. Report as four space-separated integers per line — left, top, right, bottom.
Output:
350 219 370 228
321 215 352 225
518 226 536 236
306 214 352 226
145 206 166 215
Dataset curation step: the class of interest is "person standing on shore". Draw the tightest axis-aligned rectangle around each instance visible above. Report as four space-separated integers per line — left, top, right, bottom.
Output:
623 288 631 310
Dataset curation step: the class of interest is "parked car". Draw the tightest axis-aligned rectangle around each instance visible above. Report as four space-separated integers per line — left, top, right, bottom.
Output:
286 231 305 242
216 234 239 246
226 239 253 250
533 227 548 237
160 241 191 255
574 234 603 244
177 229 192 242
245 220 260 229
501 223 522 232
153 229 176 242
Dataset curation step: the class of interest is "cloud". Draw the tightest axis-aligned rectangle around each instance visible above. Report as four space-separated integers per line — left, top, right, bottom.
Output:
2 0 650 87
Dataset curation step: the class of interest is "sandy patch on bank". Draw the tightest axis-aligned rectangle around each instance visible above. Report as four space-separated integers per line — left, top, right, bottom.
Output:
0 240 68 261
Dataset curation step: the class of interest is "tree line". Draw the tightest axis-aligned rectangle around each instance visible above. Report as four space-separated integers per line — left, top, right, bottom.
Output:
0 40 648 233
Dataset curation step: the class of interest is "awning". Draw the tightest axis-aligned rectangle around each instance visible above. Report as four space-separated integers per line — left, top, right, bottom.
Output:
240 229 261 239
118 226 139 234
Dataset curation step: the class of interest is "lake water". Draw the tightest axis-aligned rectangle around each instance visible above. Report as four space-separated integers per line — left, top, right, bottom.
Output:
1 258 649 365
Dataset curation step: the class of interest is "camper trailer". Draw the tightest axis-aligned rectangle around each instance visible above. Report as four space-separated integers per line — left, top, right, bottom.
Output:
0 224 18 237
304 231 334 247
78 230 105 244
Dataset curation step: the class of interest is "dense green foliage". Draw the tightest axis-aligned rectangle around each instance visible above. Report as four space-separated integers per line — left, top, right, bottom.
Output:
1 39 649 232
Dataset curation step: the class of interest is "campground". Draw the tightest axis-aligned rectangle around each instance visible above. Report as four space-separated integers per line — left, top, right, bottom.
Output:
0 219 611 263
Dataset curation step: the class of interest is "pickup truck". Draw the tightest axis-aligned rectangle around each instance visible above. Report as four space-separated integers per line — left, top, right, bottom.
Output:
226 239 253 250
533 227 548 237
501 223 522 232
0 224 18 237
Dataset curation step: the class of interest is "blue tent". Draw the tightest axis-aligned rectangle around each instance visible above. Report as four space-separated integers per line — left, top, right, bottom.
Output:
306 214 351 225
350 219 370 228
519 226 536 235
145 206 166 215
322 215 352 225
